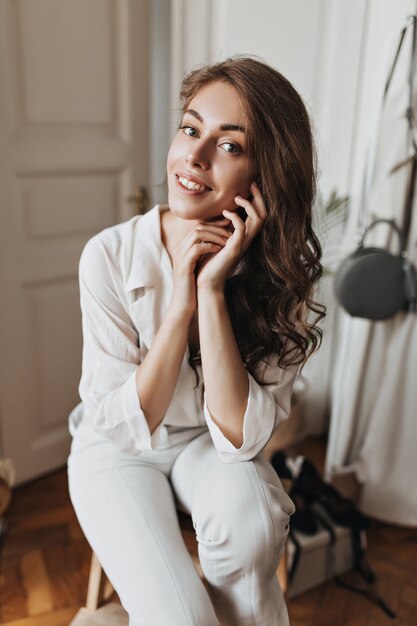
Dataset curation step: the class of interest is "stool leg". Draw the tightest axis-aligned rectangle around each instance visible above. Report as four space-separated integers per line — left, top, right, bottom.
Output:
276 543 288 596
86 551 106 610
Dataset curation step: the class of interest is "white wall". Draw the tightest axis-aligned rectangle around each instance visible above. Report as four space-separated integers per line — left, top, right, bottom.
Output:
170 0 417 434
170 0 372 433
170 0 367 193
150 0 171 204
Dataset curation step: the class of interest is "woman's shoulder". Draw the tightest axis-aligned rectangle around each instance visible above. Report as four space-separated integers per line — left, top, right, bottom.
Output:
81 205 163 262
79 205 163 280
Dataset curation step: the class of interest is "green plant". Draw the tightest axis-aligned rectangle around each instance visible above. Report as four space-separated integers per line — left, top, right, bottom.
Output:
314 189 350 276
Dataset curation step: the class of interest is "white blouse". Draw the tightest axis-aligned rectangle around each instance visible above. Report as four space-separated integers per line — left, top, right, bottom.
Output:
68 204 300 463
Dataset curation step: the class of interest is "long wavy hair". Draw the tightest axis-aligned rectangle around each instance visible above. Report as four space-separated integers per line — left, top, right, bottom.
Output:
179 56 325 387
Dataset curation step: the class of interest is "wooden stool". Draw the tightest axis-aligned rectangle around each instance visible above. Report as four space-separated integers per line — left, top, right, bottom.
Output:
85 509 288 611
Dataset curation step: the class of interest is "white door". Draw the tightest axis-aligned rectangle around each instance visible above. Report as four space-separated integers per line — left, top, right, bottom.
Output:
0 0 151 485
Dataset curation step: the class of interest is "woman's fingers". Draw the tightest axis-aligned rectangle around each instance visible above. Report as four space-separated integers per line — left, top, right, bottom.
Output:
177 227 229 268
250 182 268 220
233 196 262 228
184 242 222 271
231 183 267 241
192 227 232 246
194 223 231 235
235 183 267 222
222 209 246 235
175 188 268 272
177 225 229 257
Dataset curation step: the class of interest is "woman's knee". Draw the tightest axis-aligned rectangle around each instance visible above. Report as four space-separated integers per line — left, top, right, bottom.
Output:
193 459 293 577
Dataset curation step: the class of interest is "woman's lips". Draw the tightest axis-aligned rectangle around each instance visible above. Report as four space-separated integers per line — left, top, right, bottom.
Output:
175 174 212 193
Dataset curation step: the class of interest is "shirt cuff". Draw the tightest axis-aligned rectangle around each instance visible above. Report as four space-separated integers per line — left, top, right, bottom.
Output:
92 369 167 454
203 374 276 463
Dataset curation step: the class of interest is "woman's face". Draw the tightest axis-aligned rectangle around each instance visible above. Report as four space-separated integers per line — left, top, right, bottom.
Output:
167 80 256 221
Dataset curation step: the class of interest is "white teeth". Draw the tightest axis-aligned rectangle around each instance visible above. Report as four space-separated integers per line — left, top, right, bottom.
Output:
178 176 208 192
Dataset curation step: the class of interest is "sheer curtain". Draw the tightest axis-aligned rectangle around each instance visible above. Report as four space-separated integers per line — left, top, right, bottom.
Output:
325 13 417 526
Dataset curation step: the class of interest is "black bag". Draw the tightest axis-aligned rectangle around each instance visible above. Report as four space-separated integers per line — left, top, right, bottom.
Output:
334 219 417 320
334 16 417 321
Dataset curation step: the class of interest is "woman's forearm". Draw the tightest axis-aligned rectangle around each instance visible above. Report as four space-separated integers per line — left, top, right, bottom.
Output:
198 288 249 447
135 307 191 434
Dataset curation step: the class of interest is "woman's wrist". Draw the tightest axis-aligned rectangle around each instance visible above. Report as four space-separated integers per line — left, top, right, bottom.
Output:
166 302 195 325
197 281 225 298
197 283 225 298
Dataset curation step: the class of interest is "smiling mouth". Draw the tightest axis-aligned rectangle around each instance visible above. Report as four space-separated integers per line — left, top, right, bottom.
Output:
176 175 212 192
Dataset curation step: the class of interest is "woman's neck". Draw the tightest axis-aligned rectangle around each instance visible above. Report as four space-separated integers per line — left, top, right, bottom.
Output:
160 208 198 266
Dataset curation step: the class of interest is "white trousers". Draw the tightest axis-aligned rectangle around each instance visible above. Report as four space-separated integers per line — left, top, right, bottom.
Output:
67 423 295 626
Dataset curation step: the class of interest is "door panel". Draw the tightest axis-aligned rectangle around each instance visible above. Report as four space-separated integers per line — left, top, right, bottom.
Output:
0 0 150 485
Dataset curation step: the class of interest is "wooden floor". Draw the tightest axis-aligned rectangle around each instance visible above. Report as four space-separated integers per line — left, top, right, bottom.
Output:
1 437 416 625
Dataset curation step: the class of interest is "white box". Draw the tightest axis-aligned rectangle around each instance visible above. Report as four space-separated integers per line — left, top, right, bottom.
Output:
286 517 356 598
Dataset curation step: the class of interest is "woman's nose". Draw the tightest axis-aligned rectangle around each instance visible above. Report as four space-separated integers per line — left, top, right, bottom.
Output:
186 146 210 170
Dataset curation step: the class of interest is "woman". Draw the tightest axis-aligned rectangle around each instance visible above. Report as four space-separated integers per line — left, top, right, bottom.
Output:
68 56 324 625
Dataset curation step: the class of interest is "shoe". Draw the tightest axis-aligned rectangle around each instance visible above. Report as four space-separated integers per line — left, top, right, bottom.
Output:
270 451 318 535
289 485 319 535
270 451 292 480
296 458 369 530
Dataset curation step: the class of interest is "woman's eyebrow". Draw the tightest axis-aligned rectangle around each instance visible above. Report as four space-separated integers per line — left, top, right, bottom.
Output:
184 108 246 133
220 123 246 132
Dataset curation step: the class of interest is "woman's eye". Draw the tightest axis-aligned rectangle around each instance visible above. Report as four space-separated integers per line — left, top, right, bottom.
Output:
221 142 242 155
179 125 198 137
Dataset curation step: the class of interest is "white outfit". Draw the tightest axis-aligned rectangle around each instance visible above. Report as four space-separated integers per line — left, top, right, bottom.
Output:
68 204 298 625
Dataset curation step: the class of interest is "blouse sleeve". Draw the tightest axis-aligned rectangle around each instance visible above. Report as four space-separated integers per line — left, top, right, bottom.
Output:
77 236 164 454
203 354 300 463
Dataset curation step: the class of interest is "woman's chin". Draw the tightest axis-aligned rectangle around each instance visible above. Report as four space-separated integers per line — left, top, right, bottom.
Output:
167 202 200 221
167 192 239 222
167 194 214 221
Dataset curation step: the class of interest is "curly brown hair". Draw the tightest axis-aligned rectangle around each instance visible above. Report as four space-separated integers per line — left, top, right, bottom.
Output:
179 56 325 386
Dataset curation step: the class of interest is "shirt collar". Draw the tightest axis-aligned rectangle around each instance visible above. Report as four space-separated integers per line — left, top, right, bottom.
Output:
125 204 169 291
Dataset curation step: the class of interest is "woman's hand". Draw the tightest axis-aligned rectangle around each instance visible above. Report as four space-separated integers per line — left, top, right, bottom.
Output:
168 217 232 319
196 182 267 292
